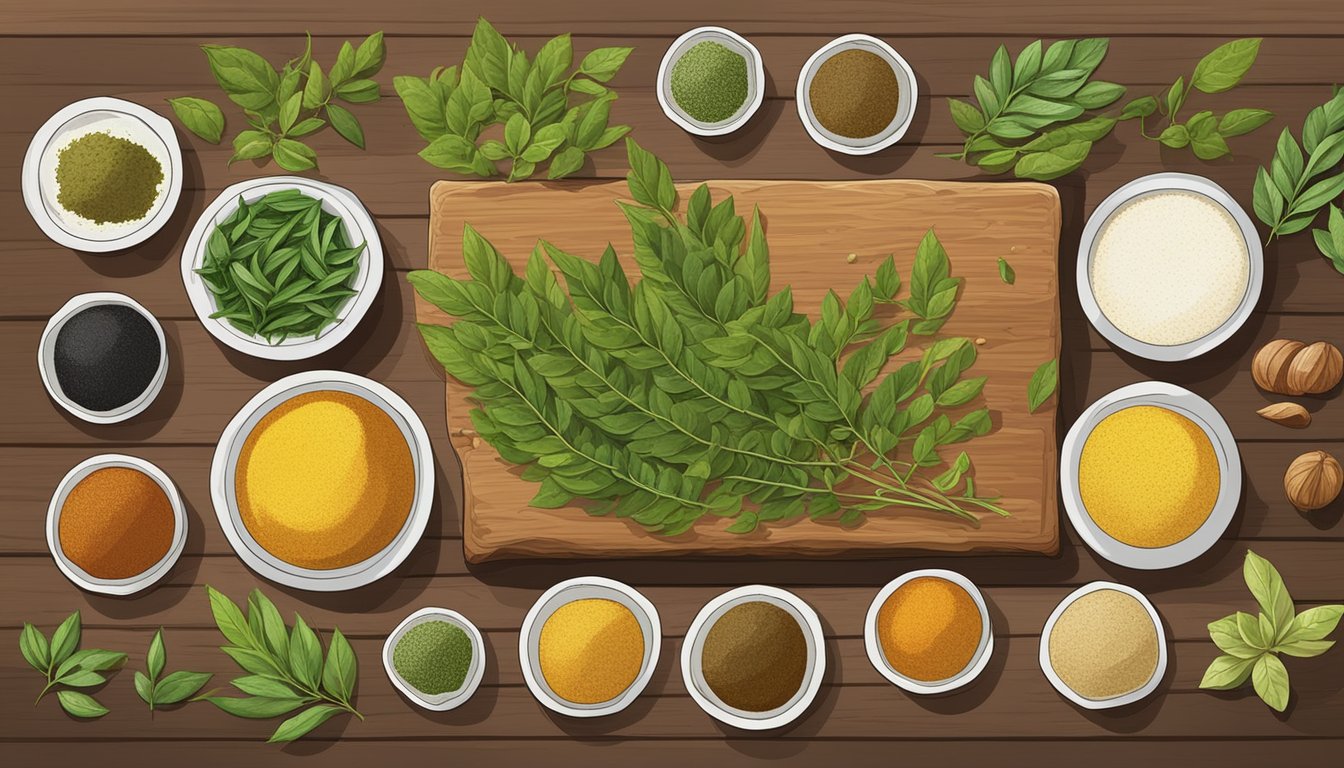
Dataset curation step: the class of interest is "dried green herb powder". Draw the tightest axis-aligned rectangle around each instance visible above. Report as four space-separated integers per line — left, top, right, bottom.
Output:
55 132 163 224
670 41 749 124
392 620 473 695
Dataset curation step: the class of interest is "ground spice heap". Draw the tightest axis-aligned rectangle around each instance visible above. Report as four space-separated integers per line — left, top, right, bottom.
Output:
701 601 807 712
59 466 174 580
876 576 982 682
1049 589 1159 700
539 598 644 704
670 40 749 124
808 49 900 139
54 304 161 412
393 620 473 695
56 131 163 224
236 390 414 570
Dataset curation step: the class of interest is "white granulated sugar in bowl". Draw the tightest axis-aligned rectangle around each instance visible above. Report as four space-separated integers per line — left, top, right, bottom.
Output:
1089 190 1249 347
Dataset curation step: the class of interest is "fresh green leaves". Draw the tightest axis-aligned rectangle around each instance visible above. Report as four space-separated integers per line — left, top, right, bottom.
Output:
1191 38 1262 94
1027 359 1058 413
1200 550 1344 712
411 139 1008 536
1313 204 1344 274
1254 89 1344 268
19 612 126 718
135 629 211 712
202 586 362 743
997 257 1015 284
171 31 385 168
195 189 364 343
396 18 632 180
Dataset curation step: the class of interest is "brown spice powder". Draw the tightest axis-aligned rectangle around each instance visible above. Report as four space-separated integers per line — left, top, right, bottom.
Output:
701 601 807 712
59 466 174 580
808 49 900 139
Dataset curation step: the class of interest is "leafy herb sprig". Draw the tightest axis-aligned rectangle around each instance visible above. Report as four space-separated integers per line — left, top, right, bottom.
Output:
412 139 1008 536
396 18 632 181
19 611 127 718
1253 89 1344 255
1028 359 1058 413
1314 204 1344 273
134 629 212 712
169 32 386 170
199 587 361 743
1200 551 1343 712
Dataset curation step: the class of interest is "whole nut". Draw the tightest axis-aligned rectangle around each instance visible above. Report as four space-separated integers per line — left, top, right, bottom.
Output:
1284 450 1343 511
1257 402 1311 428
1286 341 1343 395
1252 339 1306 395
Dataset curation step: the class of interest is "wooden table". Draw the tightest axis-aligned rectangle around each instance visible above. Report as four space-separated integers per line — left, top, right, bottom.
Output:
3 2 1341 764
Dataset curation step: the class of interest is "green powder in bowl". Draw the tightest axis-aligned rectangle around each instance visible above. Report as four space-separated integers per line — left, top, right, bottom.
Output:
392 619 474 695
56 131 163 224
670 41 749 124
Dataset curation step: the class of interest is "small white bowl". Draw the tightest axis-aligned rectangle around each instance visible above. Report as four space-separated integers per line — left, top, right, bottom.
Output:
1039 581 1167 710
38 292 169 425
519 577 661 718
864 569 994 695
22 97 183 252
46 454 187 595
210 371 434 592
181 176 384 361
657 26 766 137
383 607 486 711
796 34 918 155
1061 381 1241 571
682 585 826 731
1077 172 1263 361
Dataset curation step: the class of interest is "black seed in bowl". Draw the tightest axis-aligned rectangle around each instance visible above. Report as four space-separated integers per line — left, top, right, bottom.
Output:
53 304 161 412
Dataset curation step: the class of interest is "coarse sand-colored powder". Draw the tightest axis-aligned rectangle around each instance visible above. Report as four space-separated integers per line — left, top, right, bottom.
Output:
1048 589 1160 700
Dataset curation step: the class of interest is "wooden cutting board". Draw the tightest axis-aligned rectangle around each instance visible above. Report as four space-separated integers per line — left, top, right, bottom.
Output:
419 179 1061 563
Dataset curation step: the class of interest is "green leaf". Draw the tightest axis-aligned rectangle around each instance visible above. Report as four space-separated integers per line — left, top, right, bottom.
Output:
153 670 213 705
231 675 303 699
1014 139 1092 181
1164 76 1186 118
1199 654 1257 690
420 134 482 173
302 61 328 110
334 78 379 104
135 670 154 706
626 138 676 212
19 623 50 673
268 704 344 743
56 690 108 718
352 31 386 79
57 649 126 676
1192 38 1261 94
1158 124 1190 149
248 590 290 664
278 92 301 133
534 34 573 86
568 78 607 97
167 97 225 143
1209 614 1263 659
289 615 323 690
147 629 166 680
1121 96 1159 120
321 628 357 703
547 145 586 179
1276 638 1334 658
1219 108 1274 137
1027 359 1058 412
997 257 1015 284
1191 130 1231 160
948 98 986 134
206 587 256 649
1281 604 1344 644
1244 550 1295 641
205 696 312 719
1072 80 1125 109
56 670 106 688
325 103 365 149
202 45 279 112
272 138 317 171
230 129 272 164
1251 653 1290 712
49 612 81 669
394 74 447 141
504 113 532 155
579 46 633 82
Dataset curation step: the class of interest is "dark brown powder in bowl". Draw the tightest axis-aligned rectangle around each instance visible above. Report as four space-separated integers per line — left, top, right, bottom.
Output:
808 49 900 139
701 601 807 712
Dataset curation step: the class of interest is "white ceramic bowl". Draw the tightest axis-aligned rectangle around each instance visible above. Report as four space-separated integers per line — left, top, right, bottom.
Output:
46 454 187 595
657 26 766 137
519 577 661 718
22 97 183 252
38 292 169 424
1039 581 1168 710
864 569 994 695
1077 172 1263 361
181 176 384 361
383 607 487 711
210 371 434 591
796 34 918 155
682 585 826 731
1061 381 1241 570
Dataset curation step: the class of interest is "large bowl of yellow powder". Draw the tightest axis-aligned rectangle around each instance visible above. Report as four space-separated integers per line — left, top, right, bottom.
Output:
211 371 434 591
1061 381 1240 570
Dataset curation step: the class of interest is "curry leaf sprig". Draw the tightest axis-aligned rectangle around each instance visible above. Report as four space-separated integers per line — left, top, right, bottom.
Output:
169 32 386 170
19 611 127 718
396 17 632 181
411 139 1008 536
134 629 212 712
1253 89 1344 255
199 587 361 743
1200 551 1343 712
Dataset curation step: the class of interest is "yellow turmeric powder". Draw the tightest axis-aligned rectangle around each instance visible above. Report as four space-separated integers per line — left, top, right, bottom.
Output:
538 598 643 704
876 576 982 682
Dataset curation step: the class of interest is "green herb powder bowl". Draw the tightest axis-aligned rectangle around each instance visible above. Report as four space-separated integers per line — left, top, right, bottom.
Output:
383 607 486 711
658 26 765 137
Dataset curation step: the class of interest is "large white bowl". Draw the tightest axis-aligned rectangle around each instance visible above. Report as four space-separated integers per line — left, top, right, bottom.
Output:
383 607 487 711
1077 172 1263 361
1061 381 1241 570
864 569 994 695
181 177 383 361
22 97 183 252
518 577 661 718
657 26 766 137
1039 581 1167 710
796 34 918 155
681 585 826 731
210 371 433 591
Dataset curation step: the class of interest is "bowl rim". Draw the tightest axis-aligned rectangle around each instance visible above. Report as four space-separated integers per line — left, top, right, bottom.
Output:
179 176 384 361
1076 172 1264 361
22 96 184 253
1038 581 1168 710
656 26 766 137
795 33 918 155
46 453 188 595
863 569 995 694
37 291 169 425
1060 381 1241 570
382 607 487 711
210 370 434 592
518 576 662 718
680 584 826 731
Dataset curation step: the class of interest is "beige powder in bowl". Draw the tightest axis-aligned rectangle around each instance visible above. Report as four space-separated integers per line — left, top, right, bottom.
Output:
1048 589 1160 700
1090 190 1249 346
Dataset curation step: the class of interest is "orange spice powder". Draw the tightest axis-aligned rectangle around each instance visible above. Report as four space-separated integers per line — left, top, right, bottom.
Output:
876 576 982 682
59 466 174 579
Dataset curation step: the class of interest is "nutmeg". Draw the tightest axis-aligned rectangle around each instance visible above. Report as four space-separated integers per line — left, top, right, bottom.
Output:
1253 339 1307 395
1257 402 1311 428
1286 341 1343 395
1284 450 1343 511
